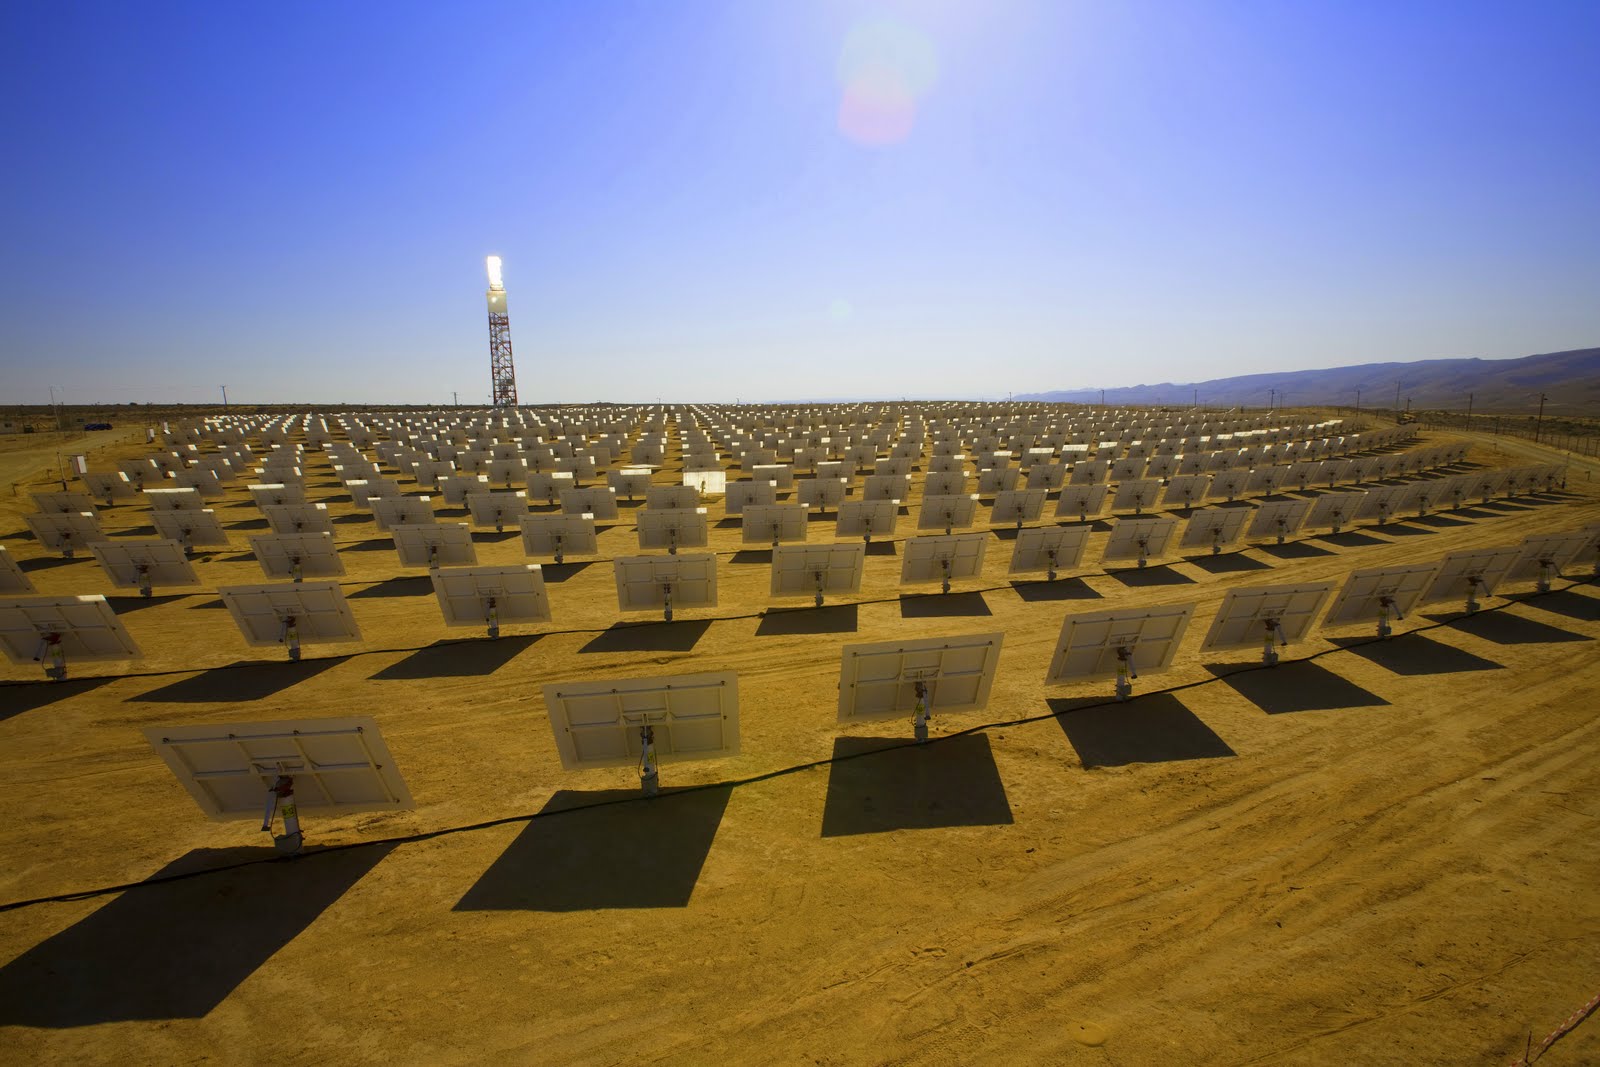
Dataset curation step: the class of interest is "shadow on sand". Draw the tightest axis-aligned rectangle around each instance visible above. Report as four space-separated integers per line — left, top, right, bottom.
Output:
0 844 391 1027
455 788 730 911
1050 692 1235 769
370 635 541 680
131 657 343 701
1205 660 1391 714
820 734 1013 837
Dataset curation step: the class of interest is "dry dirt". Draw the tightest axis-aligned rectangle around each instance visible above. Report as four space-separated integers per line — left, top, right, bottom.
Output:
0 420 1597 1066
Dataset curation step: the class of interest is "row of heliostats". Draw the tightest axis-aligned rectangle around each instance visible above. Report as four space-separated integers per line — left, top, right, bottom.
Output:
2 522 1595 684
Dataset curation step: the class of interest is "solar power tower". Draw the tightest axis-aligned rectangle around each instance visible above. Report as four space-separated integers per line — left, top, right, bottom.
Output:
485 255 518 406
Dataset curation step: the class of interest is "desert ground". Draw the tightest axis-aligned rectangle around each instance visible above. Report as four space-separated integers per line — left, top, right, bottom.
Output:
0 409 1597 1066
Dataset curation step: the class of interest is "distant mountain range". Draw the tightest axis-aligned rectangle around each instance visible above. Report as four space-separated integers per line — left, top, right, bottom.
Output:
1017 347 1600 413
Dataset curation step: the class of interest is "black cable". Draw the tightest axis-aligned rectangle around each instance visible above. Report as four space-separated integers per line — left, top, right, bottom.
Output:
1 573 1591 915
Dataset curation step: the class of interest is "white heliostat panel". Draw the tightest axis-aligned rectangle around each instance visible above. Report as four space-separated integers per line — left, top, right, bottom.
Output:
796 477 850 513
1025 463 1066 491
144 487 205 512
1323 564 1440 627
645 485 700 510
1111 479 1161 513
637 507 710 551
613 554 718 612
862 474 910 502
0 595 142 670
1419 546 1523 606
560 486 619 520
249 483 307 508
218 581 363 648
1208 470 1248 500
724 480 778 515
836 499 899 541
1008 526 1091 575
31 491 99 515
975 467 1018 495
917 494 979 531
608 468 654 501
392 523 477 568
89 539 201 592
1161 475 1211 508
346 479 402 509
741 502 809 545
1054 484 1109 521
1304 490 1369 531
1505 530 1595 584
1354 484 1410 522
1245 466 1288 495
1179 508 1250 552
770 542 866 598
1247 498 1312 541
151 509 230 548
1200 583 1336 651
249 532 346 580
25 511 102 555
0 546 38 594
263 503 334 535
84 472 137 503
430 565 550 628
520 513 598 557
143 717 413 821
1102 516 1179 563
543 672 740 770
370 496 435 532
1068 460 1109 486
683 470 727 497
526 471 575 505
901 533 988 584
989 488 1047 526
836 632 1005 724
1045 604 1197 684
467 490 529 530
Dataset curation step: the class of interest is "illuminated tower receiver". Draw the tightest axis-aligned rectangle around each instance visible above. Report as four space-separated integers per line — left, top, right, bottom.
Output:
485 255 518 407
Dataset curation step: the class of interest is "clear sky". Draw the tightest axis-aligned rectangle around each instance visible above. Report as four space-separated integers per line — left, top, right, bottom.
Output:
3 1 1598 406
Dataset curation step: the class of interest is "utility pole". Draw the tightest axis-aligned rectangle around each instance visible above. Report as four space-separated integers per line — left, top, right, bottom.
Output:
1355 387 1361 418
1395 380 1402 414
220 385 229 411
47 385 67 489
1269 388 1275 411
1465 393 1472 432
1534 393 1546 443
453 391 459 408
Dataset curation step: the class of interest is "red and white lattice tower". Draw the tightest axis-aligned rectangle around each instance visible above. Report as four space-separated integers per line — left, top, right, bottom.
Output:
485 255 518 407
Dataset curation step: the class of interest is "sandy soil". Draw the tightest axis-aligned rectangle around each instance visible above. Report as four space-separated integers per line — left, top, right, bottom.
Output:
0 416 1597 1066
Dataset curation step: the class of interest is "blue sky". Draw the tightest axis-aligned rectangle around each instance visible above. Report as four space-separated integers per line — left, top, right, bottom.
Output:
2 1 1597 405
